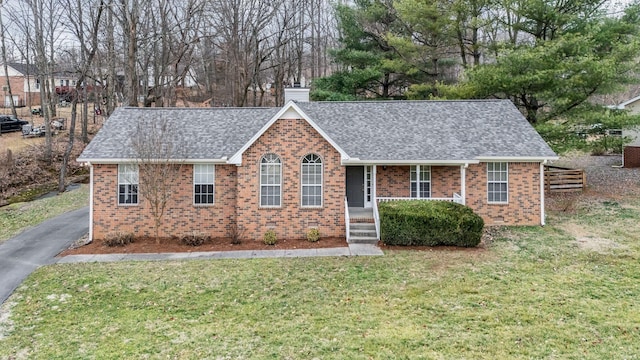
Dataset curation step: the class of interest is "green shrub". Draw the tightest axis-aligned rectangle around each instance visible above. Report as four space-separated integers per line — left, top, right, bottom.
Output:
589 135 627 155
307 228 320 242
103 232 134 247
180 232 211 246
379 200 484 247
263 229 277 245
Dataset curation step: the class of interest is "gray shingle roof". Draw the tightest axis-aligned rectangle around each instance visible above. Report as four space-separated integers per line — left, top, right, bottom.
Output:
78 100 556 163
297 100 557 160
78 107 280 161
8 63 38 75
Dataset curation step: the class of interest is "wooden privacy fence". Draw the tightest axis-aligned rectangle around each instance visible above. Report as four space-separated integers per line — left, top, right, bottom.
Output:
544 165 586 192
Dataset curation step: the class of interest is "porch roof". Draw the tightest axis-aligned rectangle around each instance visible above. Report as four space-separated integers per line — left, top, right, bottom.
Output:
296 100 557 162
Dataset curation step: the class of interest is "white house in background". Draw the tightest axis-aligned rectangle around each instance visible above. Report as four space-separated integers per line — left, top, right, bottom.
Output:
612 95 640 115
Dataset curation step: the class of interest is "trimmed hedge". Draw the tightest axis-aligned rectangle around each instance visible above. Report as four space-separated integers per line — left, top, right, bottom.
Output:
379 200 484 247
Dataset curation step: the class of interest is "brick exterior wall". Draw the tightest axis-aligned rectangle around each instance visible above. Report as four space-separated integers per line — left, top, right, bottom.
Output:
92 163 237 240
376 166 410 197
91 126 543 240
3 77 28 106
376 166 461 198
236 118 345 241
431 166 461 198
5 76 41 106
375 163 541 226
624 146 640 168
466 162 541 225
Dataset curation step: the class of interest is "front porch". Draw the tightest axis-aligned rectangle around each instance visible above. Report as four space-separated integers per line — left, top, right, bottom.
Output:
345 164 468 243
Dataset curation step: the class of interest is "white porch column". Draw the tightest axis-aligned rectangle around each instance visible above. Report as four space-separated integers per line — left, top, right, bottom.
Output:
540 162 545 226
460 164 467 205
89 163 94 241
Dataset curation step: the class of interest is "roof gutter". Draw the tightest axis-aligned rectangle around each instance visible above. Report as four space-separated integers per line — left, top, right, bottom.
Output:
475 156 559 162
341 159 479 166
76 157 230 164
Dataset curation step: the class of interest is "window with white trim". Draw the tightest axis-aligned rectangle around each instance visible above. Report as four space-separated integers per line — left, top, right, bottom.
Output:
487 162 508 203
410 165 431 198
118 164 139 205
260 154 281 207
194 164 215 205
301 154 322 207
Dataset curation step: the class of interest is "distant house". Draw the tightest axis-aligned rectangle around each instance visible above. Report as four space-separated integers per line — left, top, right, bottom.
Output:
608 95 640 167
77 90 558 243
611 95 640 115
622 127 640 168
0 62 75 107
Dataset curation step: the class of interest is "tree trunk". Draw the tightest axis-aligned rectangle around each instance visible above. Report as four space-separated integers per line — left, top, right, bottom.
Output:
0 1 17 121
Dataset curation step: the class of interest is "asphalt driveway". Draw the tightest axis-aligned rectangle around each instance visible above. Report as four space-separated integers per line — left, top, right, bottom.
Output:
0 206 89 304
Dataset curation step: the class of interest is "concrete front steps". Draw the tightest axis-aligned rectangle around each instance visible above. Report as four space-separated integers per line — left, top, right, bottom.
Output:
348 222 378 244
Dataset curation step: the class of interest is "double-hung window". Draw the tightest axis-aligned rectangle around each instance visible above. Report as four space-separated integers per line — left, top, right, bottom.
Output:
118 164 139 205
301 154 322 207
487 162 508 203
410 165 431 198
194 164 215 205
260 154 281 207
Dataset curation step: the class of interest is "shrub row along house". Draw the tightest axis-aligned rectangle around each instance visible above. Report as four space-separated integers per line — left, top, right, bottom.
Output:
77 89 558 243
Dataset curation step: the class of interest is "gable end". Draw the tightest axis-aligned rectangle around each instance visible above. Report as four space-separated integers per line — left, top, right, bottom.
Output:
228 101 349 165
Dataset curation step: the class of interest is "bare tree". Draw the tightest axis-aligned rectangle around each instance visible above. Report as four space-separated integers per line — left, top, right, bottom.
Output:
132 117 183 243
0 0 17 122
58 0 105 193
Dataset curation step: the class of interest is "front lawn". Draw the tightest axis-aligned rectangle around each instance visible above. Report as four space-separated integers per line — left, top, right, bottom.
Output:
1 195 639 359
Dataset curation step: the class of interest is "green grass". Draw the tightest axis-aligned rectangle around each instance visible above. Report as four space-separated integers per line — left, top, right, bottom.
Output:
0 185 89 243
1 195 640 358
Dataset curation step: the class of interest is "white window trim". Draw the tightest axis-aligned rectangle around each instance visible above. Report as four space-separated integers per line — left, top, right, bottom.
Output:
260 154 282 208
301 154 323 208
193 164 215 206
117 164 139 206
487 162 509 204
410 165 431 199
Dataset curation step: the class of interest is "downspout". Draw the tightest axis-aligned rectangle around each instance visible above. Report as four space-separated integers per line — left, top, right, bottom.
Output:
540 160 546 226
89 162 94 241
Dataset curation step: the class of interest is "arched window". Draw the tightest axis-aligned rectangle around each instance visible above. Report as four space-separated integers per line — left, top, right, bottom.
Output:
260 154 281 207
301 154 323 207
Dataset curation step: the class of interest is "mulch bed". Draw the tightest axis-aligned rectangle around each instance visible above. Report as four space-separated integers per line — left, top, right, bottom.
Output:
59 236 348 256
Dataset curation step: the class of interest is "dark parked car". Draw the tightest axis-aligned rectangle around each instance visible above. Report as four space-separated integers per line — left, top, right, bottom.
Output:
0 116 29 133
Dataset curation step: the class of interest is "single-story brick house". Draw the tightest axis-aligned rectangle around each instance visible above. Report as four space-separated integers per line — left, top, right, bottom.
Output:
77 90 558 243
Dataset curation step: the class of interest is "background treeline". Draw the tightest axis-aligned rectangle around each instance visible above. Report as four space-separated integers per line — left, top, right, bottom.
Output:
2 0 640 151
